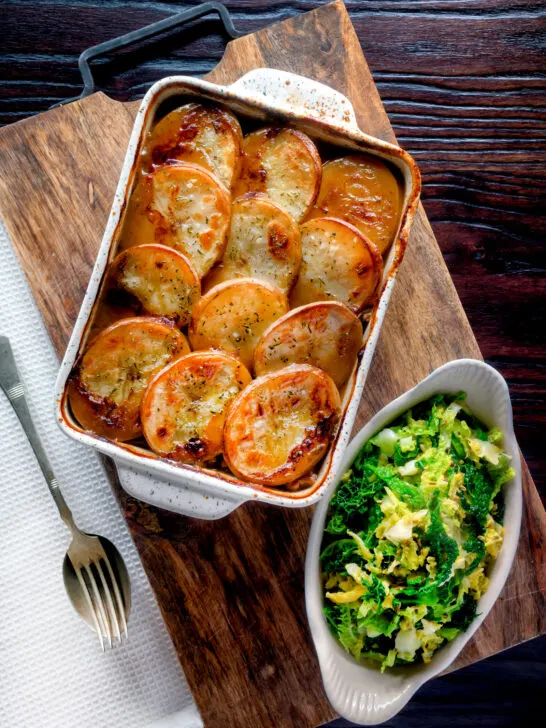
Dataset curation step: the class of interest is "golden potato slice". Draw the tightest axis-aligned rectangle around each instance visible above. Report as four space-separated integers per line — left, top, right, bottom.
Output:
233 127 321 222
151 162 230 277
224 364 341 486
68 317 189 442
148 103 243 189
254 301 363 387
141 351 251 463
204 193 301 294
110 244 200 326
290 217 383 313
308 154 403 255
189 278 288 370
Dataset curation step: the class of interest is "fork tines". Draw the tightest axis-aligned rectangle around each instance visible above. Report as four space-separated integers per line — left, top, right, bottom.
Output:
73 554 128 651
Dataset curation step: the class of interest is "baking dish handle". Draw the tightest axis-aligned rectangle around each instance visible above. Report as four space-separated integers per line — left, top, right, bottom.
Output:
50 1 243 109
227 68 359 131
115 463 248 520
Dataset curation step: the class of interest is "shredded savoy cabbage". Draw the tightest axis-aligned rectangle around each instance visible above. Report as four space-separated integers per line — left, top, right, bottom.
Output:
321 392 514 671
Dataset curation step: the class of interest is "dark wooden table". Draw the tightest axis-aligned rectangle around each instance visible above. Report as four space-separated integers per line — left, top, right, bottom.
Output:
2 1 544 725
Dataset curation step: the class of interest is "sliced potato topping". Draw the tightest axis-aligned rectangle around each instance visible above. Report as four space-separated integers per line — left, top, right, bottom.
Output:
111 244 200 326
141 351 251 463
151 162 230 277
84 106 404 492
148 102 243 189
308 154 403 255
224 364 341 486
68 317 189 441
290 217 383 313
233 127 321 222
254 301 363 387
204 193 301 294
189 278 288 370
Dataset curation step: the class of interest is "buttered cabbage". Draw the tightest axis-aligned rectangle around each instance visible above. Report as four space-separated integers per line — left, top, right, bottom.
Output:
320 392 514 671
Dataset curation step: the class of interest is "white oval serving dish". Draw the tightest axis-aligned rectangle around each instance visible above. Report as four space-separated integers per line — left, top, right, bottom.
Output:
305 358 522 725
54 68 421 520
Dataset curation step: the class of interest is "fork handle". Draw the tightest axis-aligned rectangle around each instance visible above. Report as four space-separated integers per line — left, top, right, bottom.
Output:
0 336 76 530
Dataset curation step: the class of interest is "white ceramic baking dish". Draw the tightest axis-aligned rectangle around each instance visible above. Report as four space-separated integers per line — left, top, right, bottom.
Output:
54 68 421 520
305 358 522 725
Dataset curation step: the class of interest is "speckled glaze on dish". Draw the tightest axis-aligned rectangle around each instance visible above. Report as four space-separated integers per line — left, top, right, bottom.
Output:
54 69 421 520
305 359 522 725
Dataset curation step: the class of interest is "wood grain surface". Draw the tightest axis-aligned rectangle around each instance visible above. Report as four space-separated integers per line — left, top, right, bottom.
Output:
0 3 544 727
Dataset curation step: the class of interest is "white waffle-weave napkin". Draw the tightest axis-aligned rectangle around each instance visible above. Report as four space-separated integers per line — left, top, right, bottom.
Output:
0 219 202 728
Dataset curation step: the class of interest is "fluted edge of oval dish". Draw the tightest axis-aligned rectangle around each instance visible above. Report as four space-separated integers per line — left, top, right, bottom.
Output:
305 358 522 725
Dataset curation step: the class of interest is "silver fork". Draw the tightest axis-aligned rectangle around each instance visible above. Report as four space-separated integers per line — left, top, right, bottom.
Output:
0 336 131 650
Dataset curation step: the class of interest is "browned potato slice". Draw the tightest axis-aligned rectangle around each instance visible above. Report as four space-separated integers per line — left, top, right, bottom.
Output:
119 163 230 277
151 162 231 277
233 127 321 222
290 217 383 313
110 244 200 326
254 301 363 387
308 154 403 255
224 364 341 486
68 317 189 441
204 193 301 294
189 278 288 370
141 351 251 463
148 103 243 189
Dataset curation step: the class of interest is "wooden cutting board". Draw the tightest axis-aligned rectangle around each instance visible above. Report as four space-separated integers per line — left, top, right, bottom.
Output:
0 2 544 726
